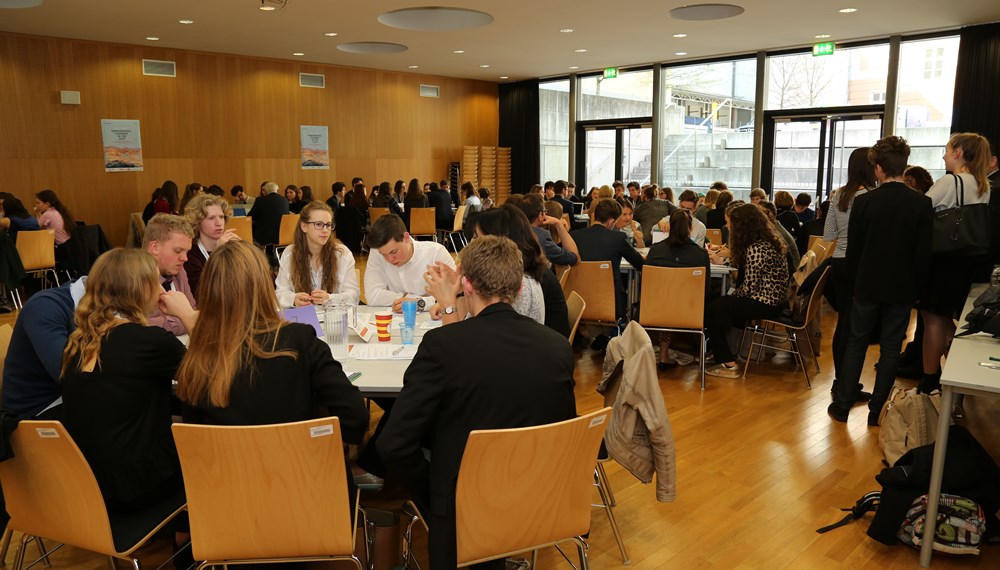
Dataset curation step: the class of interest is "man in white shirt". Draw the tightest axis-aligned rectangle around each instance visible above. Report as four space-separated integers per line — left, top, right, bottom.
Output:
658 189 707 245
364 214 455 312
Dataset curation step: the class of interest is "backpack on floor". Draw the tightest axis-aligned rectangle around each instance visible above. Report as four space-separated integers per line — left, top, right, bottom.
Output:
897 494 986 555
878 386 943 467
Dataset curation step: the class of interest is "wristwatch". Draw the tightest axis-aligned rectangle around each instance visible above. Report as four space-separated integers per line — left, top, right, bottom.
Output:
416 298 426 311
442 306 458 315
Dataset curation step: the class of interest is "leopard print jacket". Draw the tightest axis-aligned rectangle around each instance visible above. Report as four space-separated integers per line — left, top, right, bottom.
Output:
734 241 788 306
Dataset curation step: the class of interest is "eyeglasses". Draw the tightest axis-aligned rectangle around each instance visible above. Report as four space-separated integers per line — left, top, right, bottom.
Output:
305 221 335 231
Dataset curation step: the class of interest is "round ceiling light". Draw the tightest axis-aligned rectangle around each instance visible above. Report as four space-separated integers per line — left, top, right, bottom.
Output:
669 4 745 21
0 0 43 8
378 7 494 31
337 42 408 54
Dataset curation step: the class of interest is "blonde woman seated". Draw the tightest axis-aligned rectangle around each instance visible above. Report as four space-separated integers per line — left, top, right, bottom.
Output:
275 201 359 308
184 194 241 300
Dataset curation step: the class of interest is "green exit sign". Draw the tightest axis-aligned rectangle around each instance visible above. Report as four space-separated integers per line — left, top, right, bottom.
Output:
813 42 835 56
603 67 619 79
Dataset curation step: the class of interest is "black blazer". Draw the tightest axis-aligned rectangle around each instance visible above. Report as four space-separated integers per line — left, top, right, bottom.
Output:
847 181 932 305
570 224 646 317
248 192 290 245
426 190 454 229
377 304 576 569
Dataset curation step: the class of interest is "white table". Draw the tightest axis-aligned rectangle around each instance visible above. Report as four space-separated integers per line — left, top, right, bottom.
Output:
339 305 434 397
919 284 1000 567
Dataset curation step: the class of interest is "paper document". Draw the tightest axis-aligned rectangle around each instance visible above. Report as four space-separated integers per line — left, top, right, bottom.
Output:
348 344 418 360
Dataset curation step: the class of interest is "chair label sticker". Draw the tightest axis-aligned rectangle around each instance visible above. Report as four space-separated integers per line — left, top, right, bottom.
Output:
693 270 703 275
310 424 334 438
600 263 610 269
589 415 606 428
35 428 59 438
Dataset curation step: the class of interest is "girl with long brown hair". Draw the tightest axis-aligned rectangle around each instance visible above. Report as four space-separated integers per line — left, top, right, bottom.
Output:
60 248 186 511
275 201 359 308
175 240 368 441
34 189 75 245
704 203 789 378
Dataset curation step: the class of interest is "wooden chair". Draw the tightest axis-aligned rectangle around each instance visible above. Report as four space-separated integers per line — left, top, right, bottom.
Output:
566 291 586 346
0 421 186 570
225 216 254 243
555 265 571 293
13 230 59 309
742 266 831 387
439 205 468 251
705 228 723 246
408 208 437 242
562 261 618 329
171 417 365 569
127 213 145 248
638 266 708 390
369 207 391 226
454 408 612 568
275 213 300 255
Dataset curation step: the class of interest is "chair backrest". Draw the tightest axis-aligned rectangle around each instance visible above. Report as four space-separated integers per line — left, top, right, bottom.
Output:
555 265 571 292
15 230 56 272
0 421 117 556
705 229 723 246
565 291 586 345
172 417 355 562
801 266 832 327
452 206 467 232
455 408 612 566
278 213 300 246
409 208 436 237
369 207 391 226
563 261 616 324
226 216 254 243
638 266 706 330
0 323 12 390
128 213 146 248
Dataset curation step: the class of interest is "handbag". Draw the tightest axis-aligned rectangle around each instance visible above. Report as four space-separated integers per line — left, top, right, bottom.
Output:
931 173 991 256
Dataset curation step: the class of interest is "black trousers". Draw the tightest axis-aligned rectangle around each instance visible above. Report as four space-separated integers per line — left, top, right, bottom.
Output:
705 295 781 363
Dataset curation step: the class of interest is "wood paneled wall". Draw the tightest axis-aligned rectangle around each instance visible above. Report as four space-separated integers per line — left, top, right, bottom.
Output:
0 33 499 246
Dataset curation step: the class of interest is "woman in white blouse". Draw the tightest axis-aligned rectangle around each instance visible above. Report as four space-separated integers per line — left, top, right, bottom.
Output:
920 132 992 392
275 201 359 308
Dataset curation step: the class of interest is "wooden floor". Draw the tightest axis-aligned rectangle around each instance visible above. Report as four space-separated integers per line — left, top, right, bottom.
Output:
2 270 998 569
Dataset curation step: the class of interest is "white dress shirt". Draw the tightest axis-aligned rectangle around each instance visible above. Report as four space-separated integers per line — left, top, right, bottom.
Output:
364 239 455 307
275 243 360 308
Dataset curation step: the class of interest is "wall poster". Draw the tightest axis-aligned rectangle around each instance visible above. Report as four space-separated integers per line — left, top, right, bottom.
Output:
300 125 330 169
100 119 143 172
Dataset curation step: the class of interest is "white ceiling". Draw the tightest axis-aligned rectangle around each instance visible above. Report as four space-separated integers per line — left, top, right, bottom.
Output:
1 0 998 82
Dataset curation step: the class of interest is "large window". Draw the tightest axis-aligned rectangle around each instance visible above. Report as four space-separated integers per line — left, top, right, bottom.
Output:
896 36 960 181
661 59 757 199
539 79 570 182
767 44 889 110
579 69 653 121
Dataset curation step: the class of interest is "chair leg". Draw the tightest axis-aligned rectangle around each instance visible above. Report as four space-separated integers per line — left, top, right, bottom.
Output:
34 538 51 568
11 535 28 570
530 550 538 569
593 469 629 565
699 331 707 391
0 527 12 567
793 334 813 389
573 537 591 570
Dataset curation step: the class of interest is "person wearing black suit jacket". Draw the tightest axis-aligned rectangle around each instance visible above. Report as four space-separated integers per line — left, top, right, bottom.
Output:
247 181 290 245
551 180 576 221
426 181 454 230
829 136 932 426
378 236 576 570
570 198 645 319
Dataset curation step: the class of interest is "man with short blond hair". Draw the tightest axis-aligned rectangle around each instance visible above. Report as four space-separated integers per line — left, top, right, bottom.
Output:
379 235 576 570
144 214 197 335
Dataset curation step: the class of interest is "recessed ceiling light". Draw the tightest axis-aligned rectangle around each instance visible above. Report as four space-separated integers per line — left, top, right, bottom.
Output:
479 64 490 68
675 52 688 56
838 7 858 13
453 50 465 54
815 34 831 39
145 37 159 41
408 65 419 69
500 75 509 79
292 52 304 56
560 28 574 33
574 49 587 53
178 19 194 25
568 66 579 70
259 5 276 11
324 32 338 37
673 33 688 38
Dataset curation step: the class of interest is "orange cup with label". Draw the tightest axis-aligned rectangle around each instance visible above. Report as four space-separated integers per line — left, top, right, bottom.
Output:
375 311 393 342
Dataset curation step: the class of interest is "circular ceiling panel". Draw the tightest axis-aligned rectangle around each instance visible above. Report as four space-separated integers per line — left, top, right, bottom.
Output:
336 42 409 54
0 0 43 8
378 7 494 31
669 4 745 21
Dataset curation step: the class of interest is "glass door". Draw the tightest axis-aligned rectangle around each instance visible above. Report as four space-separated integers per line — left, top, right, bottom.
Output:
575 119 652 193
761 105 883 202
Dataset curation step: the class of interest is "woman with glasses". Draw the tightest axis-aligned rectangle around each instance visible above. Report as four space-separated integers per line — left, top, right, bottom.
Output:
275 201 359 308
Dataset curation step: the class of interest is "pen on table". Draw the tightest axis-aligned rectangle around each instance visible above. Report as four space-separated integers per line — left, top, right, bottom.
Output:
347 372 361 382
989 356 1000 362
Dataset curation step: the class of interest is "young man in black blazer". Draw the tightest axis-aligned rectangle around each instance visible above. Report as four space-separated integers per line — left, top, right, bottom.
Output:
829 136 932 425
378 236 577 570
570 198 646 319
